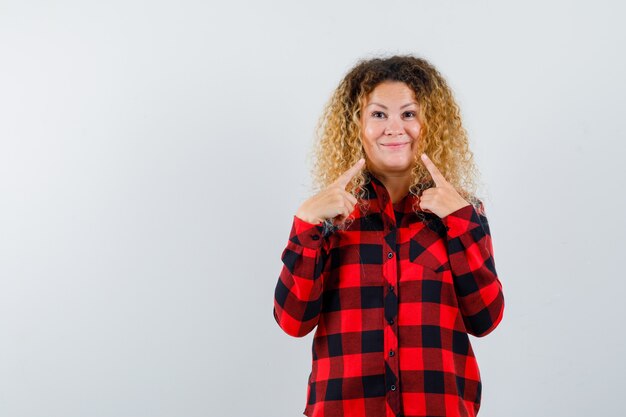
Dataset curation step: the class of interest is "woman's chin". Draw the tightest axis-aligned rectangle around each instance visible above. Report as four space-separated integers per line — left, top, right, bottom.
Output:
373 163 413 175
385 157 414 170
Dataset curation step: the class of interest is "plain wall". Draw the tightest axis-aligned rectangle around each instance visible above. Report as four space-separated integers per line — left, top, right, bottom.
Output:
0 1 624 416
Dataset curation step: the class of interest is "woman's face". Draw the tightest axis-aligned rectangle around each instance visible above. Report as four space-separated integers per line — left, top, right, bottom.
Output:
360 81 422 177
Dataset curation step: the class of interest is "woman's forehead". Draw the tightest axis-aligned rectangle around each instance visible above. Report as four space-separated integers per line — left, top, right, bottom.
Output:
363 81 419 105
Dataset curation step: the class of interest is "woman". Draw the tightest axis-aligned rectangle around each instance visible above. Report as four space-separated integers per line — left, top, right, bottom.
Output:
273 55 505 417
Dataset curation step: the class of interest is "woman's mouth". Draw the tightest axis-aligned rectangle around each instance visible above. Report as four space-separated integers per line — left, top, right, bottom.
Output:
381 142 409 148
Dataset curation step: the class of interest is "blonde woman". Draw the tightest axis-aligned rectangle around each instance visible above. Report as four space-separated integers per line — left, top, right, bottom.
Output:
273 55 505 417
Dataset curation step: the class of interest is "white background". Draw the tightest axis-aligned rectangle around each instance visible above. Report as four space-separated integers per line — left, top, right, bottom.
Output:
1 1 624 416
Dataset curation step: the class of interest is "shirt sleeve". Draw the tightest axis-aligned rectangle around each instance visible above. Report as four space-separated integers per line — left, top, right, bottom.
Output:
441 200 505 337
272 215 334 337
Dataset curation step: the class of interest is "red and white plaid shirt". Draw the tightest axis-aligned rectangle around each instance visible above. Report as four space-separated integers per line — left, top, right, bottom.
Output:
273 173 505 417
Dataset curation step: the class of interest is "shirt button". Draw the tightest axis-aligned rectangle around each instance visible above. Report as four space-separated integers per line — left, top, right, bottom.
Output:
388 319 394 325
389 350 395 357
388 284 394 292
311 235 320 241
387 252 394 259
390 385 397 391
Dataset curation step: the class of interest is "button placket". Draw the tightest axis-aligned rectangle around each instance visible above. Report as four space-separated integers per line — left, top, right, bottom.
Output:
370 174 403 415
383 218 400 401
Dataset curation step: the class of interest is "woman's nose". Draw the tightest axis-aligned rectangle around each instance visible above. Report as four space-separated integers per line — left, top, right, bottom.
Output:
384 117 403 135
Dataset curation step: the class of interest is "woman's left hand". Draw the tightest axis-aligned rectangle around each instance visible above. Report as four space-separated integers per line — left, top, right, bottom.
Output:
418 153 471 218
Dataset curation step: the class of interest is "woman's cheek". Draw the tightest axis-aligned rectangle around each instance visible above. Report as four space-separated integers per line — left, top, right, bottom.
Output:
364 124 381 140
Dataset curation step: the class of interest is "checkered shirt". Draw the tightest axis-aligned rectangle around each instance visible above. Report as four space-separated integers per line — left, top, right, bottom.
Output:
273 173 505 417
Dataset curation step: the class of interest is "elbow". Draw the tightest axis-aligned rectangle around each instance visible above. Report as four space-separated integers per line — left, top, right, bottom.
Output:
273 306 315 338
466 292 505 338
282 326 313 339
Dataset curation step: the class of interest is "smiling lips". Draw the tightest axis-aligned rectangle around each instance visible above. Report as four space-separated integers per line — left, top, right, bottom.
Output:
381 142 409 148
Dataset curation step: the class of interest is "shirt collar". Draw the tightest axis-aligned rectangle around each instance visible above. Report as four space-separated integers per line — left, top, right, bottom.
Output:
364 171 423 212
363 171 385 201
364 171 412 202
361 172 442 230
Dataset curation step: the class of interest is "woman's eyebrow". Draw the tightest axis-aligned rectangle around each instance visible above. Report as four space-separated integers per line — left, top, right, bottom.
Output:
366 102 418 109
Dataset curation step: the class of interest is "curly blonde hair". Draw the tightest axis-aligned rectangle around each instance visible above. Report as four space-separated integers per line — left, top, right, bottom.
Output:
309 55 483 225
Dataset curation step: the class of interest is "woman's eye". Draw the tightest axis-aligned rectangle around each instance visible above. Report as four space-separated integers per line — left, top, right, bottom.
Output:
403 111 416 118
372 111 386 119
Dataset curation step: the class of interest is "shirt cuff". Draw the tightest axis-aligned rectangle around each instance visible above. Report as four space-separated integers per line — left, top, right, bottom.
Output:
441 203 482 239
289 215 326 249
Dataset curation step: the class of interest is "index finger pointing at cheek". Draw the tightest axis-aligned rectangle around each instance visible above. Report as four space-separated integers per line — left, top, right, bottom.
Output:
334 158 365 189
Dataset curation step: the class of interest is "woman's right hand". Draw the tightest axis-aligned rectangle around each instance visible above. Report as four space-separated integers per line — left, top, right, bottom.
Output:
295 158 365 226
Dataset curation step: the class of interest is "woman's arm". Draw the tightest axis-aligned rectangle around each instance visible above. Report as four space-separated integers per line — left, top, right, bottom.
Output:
273 215 333 337
442 200 505 337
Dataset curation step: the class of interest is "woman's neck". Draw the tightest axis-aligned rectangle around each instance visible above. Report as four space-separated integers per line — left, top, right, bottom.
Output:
370 171 412 204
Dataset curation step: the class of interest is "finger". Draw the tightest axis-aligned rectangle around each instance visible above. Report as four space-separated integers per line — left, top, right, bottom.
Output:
340 198 355 218
333 158 365 189
331 197 348 218
421 188 435 197
343 190 358 206
342 199 355 217
418 196 432 213
420 153 447 187
418 194 432 211
347 199 356 214
341 198 356 215
335 203 350 220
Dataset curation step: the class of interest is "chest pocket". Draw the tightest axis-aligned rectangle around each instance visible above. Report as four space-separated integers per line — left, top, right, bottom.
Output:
408 218 451 273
